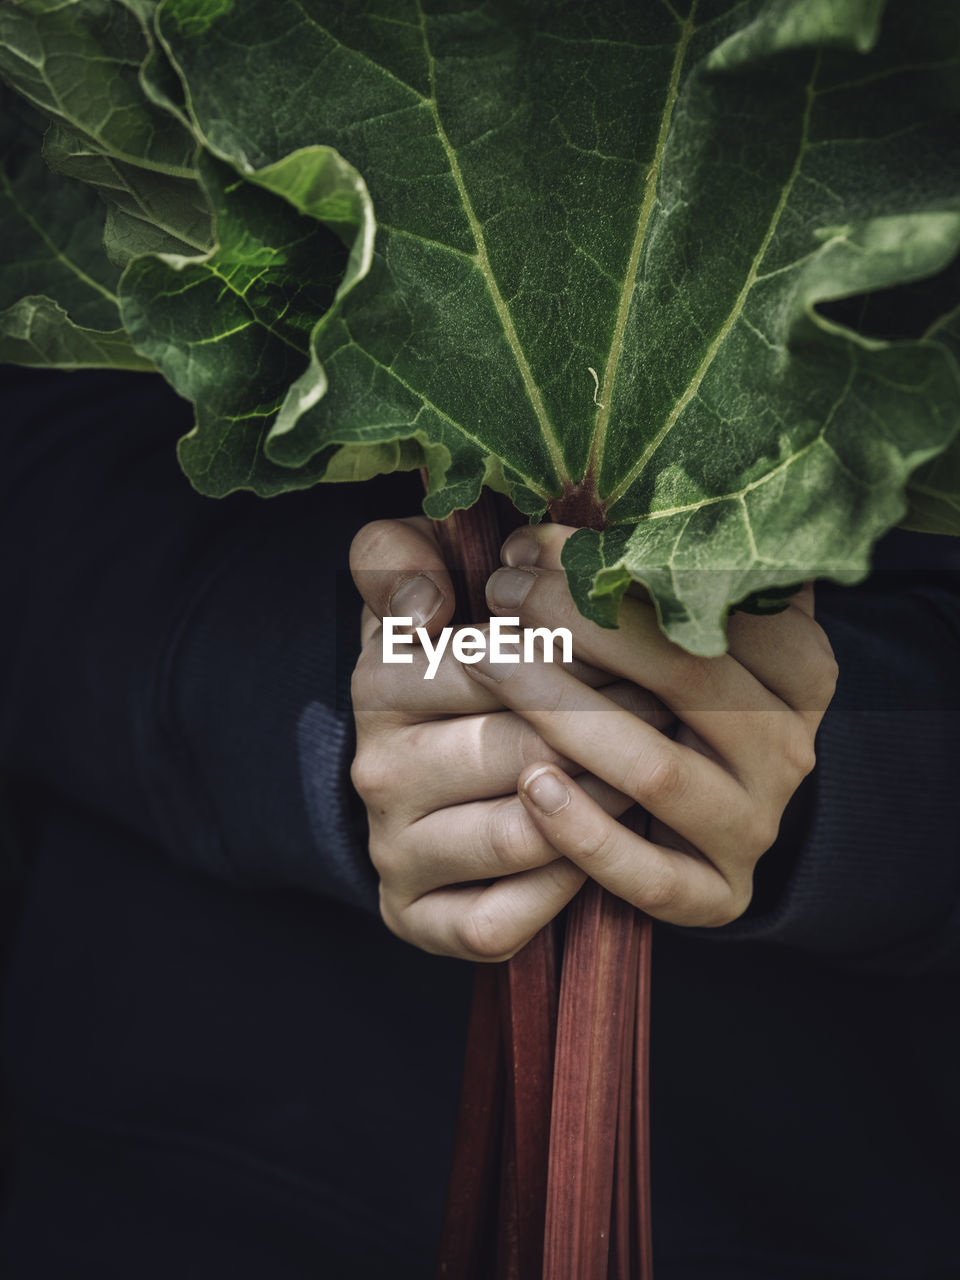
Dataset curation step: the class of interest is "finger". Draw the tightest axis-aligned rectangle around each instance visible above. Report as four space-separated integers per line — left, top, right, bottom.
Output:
502 521 656 599
352 630 504 727
792 581 816 618
726 591 837 719
377 682 668 817
377 778 634 900
503 529 833 720
352 625 628 727
380 859 587 961
500 521 575 570
350 516 456 635
462 651 759 865
517 765 752 928
486 562 771 718
361 604 380 649
362 713 574 823
481 562 791 780
504 526 815 626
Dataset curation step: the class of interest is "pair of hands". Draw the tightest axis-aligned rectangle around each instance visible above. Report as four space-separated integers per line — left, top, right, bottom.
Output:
349 518 838 962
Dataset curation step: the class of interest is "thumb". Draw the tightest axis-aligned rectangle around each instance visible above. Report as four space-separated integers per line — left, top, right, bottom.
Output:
349 516 456 635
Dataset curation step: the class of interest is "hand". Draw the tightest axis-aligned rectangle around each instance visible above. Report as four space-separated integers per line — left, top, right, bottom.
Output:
348 517 673 960
466 523 838 928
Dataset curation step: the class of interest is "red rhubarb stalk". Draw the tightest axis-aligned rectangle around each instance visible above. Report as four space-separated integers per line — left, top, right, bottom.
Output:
609 911 641 1280
542 883 641 1280
436 963 505 1280
431 489 560 1280
633 916 654 1280
430 486 654 1280
496 926 559 1278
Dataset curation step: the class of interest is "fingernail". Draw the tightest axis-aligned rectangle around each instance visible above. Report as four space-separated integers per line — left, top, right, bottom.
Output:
487 567 537 611
389 575 443 628
524 768 570 815
502 529 541 567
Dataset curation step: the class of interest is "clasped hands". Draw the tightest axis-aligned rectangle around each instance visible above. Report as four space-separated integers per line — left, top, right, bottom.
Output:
350 517 838 962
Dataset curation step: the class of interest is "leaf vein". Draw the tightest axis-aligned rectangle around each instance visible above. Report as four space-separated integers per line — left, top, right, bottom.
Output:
586 4 697 480
413 0 570 492
339 320 553 502
606 53 822 512
0 168 119 309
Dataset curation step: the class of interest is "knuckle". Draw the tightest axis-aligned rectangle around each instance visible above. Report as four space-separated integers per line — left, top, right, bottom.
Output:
630 748 686 810
818 652 840 703
568 818 619 866
349 749 391 807
379 887 461 962
489 801 540 873
366 831 399 880
810 618 838 663
740 806 780 856
768 721 818 790
806 654 839 708
700 881 754 928
796 628 839 709
636 862 681 914
787 732 818 782
377 884 406 941
456 904 520 963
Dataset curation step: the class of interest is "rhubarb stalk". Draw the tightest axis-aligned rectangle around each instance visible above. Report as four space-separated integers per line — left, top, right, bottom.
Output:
430 491 654 1280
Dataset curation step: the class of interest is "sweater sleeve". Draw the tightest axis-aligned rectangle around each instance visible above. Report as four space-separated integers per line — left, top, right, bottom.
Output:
707 529 960 974
0 365 413 911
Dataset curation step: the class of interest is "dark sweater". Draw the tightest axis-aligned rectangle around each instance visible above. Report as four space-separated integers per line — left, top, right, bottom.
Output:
0 368 958 1279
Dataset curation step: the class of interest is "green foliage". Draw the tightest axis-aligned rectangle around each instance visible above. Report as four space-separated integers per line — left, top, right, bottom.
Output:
1 0 959 652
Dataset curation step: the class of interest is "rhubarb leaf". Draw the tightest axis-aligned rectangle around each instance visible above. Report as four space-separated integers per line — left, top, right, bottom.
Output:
902 302 960 535
0 295 153 371
118 146 380 496
42 122 212 267
0 0 194 176
1 0 959 651
150 0 960 650
0 90 152 370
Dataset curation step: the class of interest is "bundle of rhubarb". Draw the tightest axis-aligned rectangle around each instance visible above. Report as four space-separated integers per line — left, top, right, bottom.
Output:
2 1 959 1276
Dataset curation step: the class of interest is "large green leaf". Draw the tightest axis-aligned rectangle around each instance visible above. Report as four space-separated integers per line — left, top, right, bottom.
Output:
0 295 153 370
118 146 378 494
142 0 960 651
1 0 959 650
0 1 201 369
0 0 193 175
42 122 212 266
901 301 960 534
0 90 152 370
0 0 212 261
